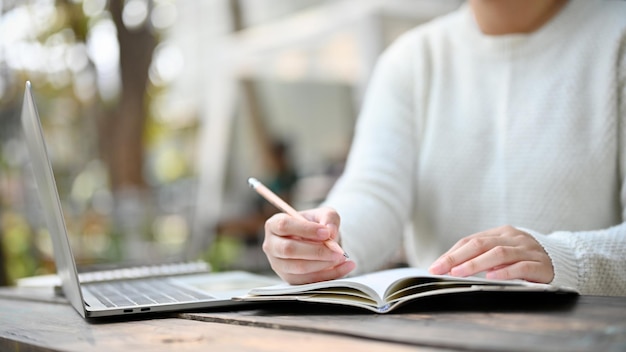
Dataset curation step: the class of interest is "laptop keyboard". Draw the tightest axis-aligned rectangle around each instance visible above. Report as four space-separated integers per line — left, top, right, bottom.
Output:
85 279 215 308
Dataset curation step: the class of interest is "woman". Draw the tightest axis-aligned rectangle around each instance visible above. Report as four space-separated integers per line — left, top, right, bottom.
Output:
260 0 626 295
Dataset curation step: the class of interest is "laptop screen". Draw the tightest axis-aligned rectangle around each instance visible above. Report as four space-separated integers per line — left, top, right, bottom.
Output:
20 81 87 317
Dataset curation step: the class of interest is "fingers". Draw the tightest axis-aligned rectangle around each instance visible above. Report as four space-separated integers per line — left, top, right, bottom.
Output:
264 234 354 284
432 232 520 275
486 261 553 283
439 228 501 256
267 212 334 242
271 257 344 275
265 233 346 262
263 208 354 284
448 245 529 277
301 207 341 240
277 261 357 285
429 225 554 283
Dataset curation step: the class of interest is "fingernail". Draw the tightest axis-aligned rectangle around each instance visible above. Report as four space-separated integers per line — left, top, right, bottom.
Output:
429 261 443 274
485 271 499 280
450 265 468 277
449 266 463 276
334 253 347 262
317 228 330 240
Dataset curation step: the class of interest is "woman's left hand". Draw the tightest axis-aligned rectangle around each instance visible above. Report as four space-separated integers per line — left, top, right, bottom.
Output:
428 225 554 283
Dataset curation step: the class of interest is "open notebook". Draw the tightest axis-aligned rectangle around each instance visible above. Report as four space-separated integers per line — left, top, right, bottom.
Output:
19 81 280 319
236 267 579 313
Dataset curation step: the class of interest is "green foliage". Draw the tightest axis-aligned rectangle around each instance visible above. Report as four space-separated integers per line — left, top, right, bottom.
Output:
1 212 38 284
203 236 244 272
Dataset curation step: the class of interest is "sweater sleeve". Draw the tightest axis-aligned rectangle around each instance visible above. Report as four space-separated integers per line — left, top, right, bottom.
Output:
322 34 419 274
524 224 626 295
523 38 626 296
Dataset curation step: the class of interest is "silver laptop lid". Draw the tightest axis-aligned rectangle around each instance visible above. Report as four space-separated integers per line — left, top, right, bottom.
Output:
20 81 87 318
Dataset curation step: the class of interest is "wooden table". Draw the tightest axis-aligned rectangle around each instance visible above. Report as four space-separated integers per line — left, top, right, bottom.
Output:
0 286 625 352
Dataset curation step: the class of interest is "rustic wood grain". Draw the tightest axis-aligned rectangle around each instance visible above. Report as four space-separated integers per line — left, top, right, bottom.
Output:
1 286 625 352
0 290 435 352
181 294 626 352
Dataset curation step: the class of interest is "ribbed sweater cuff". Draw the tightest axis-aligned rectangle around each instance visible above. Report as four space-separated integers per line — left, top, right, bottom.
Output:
516 227 580 291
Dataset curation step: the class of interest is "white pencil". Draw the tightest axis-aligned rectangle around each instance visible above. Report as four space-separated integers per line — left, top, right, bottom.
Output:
248 177 348 258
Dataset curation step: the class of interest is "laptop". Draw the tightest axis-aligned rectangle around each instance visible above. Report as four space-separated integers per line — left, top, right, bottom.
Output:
19 81 280 319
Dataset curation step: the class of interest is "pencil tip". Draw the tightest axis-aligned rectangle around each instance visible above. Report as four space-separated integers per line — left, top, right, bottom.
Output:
247 177 259 188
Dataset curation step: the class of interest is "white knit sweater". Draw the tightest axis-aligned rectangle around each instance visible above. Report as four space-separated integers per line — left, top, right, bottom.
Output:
324 0 626 296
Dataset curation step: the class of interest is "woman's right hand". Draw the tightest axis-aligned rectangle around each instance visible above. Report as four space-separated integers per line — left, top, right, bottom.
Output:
262 206 356 284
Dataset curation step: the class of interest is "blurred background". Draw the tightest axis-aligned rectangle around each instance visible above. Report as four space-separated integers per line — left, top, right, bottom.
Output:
0 0 462 285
